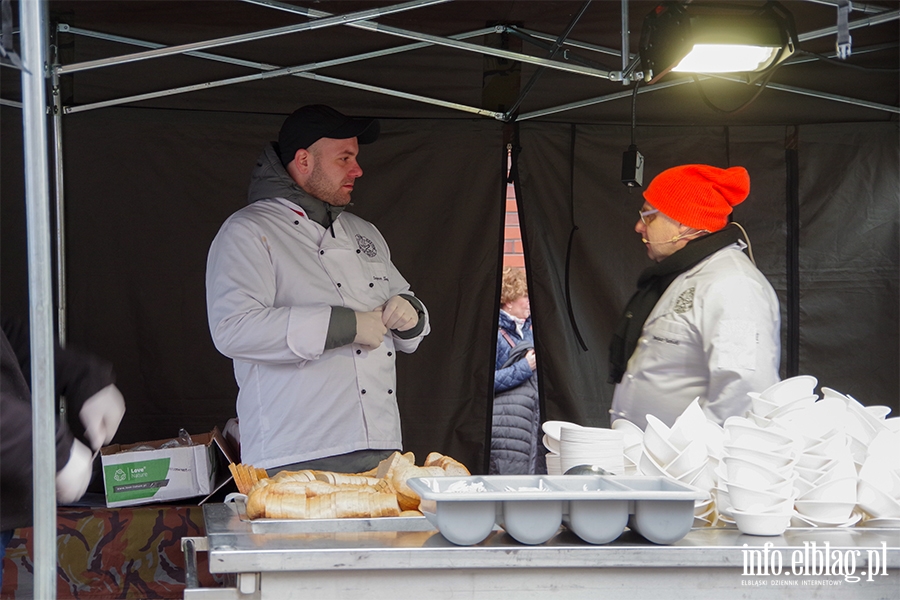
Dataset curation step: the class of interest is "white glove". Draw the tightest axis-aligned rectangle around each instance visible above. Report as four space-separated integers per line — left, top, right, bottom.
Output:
354 309 388 350
56 438 93 504
381 296 418 332
79 384 126 451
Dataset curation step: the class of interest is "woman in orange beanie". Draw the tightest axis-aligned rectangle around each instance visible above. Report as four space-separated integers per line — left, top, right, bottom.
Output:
608 164 781 430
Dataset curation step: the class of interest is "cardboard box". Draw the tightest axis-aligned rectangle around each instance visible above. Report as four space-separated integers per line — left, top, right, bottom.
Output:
100 427 236 508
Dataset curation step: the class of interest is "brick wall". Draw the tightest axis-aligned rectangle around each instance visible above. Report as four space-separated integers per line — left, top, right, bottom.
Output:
503 182 524 268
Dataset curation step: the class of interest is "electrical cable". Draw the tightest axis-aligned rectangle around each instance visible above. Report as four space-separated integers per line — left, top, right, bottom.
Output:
731 221 756 265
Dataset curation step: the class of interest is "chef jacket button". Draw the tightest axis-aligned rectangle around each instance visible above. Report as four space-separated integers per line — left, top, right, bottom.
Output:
356 249 361 254
337 282 342 287
387 352 392 357
361 389 367 394
369 283 374 288
294 220 299 225
388 389 393 395
319 250 324 255
356 349 361 355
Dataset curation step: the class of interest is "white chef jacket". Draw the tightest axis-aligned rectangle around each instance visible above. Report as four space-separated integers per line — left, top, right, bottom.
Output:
206 197 429 469
610 243 780 430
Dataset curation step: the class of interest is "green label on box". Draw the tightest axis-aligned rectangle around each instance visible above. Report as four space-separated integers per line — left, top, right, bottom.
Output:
104 458 171 501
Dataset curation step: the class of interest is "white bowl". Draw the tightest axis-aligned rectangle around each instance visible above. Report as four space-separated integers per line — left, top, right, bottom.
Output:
759 375 817 404
643 415 680 465
542 420 581 441
798 477 857 503
793 477 817 497
748 392 779 417
864 405 892 420
794 499 856 522
731 509 791 536
724 419 794 449
611 419 644 448
669 398 708 449
796 452 833 471
724 457 792 489
684 462 716 491
745 412 774 428
665 440 708 478
638 450 668 477
857 480 900 519
790 511 819 528
794 464 827 483
542 433 560 453
723 446 795 470
803 433 851 459
768 395 818 420
859 517 900 528
813 459 858 485
727 482 793 513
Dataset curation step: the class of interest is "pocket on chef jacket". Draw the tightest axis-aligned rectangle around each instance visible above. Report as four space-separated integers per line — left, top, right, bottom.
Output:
712 319 758 371
640 318 694 373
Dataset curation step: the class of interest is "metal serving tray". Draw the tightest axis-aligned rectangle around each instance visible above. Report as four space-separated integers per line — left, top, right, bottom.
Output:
407 475 709 546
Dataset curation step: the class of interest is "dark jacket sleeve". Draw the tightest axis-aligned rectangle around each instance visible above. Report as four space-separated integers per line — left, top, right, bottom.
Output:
2 316 115 443
1 326 75 530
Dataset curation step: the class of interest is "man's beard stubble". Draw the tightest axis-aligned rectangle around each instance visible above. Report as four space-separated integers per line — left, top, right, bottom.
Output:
305 162 351 207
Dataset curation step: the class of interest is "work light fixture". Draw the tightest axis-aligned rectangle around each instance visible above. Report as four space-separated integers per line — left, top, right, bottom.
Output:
639 1 798 83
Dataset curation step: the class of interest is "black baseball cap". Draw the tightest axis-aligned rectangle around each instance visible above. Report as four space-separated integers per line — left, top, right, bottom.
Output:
278 104 380 166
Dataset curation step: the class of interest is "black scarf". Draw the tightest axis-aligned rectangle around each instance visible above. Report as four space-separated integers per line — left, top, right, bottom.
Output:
608 225 744 384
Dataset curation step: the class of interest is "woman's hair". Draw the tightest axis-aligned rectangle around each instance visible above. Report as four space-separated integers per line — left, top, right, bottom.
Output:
501 267 527 306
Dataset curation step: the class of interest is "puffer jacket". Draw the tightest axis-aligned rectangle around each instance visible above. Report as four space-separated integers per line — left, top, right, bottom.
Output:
490 312 544 475
493 312 534 392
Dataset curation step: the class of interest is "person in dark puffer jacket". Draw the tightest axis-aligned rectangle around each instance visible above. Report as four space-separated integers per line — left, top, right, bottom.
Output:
490 267 545 475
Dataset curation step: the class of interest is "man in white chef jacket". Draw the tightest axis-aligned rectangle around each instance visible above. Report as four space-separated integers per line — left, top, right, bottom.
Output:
608 164 780 430
206 105 430 474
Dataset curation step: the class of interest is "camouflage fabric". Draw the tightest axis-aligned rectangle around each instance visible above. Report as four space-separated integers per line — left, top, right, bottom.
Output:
1 505 223 599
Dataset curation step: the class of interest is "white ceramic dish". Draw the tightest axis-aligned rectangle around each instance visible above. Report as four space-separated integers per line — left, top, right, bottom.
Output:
859 517 900 528
857 480 900 519
730 509 791 536
797 476 856 503
759 375 817 404
643 415 681 465
794 499 856 522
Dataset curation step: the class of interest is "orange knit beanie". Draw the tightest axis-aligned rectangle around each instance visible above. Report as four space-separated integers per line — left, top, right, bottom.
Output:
643 164 750 232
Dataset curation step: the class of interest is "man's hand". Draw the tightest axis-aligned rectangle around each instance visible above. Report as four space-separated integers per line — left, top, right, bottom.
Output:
56 438 93 504
381 296 418 332
354 309 388 350
526 349 537 371
79 384 126 452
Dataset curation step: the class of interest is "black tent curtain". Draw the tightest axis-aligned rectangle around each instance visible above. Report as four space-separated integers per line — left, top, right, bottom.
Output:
1 105 897 475
515 121 899 431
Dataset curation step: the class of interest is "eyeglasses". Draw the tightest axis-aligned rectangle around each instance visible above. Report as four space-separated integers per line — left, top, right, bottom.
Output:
639 208 660 225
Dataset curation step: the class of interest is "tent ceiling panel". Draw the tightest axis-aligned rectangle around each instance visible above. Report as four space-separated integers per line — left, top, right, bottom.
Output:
3 0 894 125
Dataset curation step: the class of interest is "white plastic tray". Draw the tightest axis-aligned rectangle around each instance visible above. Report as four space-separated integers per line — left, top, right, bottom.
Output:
406 475 709 546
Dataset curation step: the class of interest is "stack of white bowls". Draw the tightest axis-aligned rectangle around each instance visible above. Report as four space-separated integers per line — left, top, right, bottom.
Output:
718 416 797 536
610 419 644 475
857 428 900 527
541 420 578 475
558 426 625 475
768 381 897 527
637 400 718 526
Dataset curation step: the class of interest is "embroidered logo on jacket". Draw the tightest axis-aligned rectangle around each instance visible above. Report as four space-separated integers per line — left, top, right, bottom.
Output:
674 287 695 314
356 234 377 257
